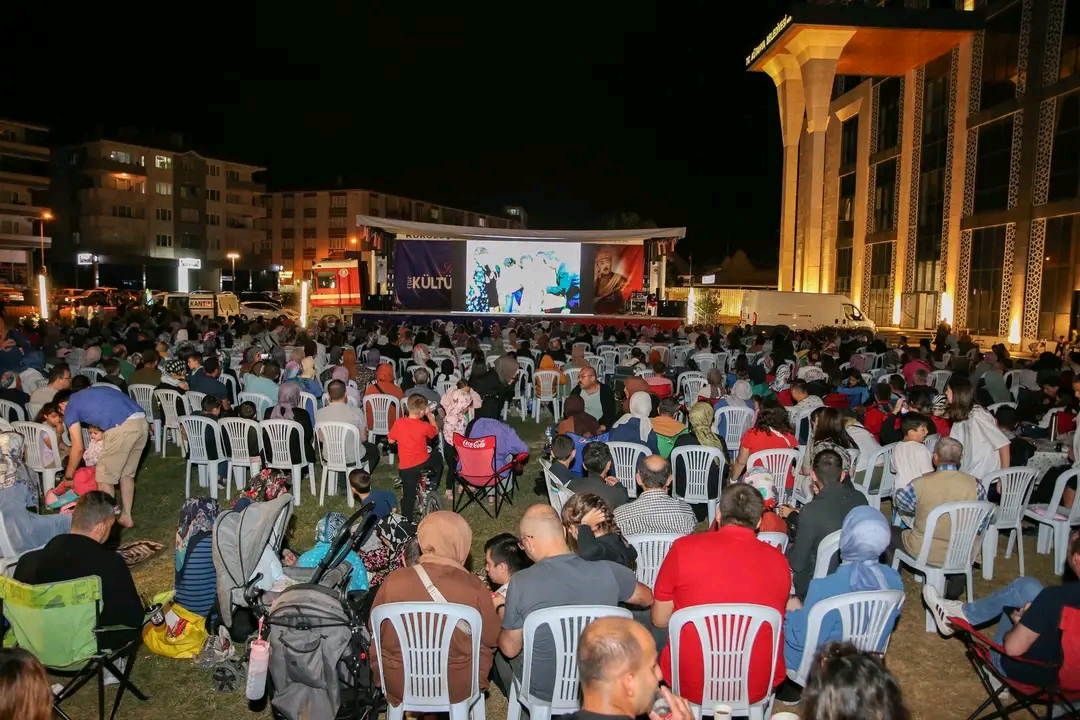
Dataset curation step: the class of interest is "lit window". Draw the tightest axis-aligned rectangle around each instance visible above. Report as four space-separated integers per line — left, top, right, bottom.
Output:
156 234 173 247
155 182 172 196
155 155 172 169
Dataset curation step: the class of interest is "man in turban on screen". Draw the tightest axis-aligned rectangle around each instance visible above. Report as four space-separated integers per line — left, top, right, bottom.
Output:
594 250 630 313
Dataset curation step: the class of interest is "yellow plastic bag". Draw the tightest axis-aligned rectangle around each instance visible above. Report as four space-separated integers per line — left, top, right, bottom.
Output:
142 595 208 660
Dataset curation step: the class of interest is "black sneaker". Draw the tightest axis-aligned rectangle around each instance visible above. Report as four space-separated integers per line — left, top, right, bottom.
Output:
393 477 402 489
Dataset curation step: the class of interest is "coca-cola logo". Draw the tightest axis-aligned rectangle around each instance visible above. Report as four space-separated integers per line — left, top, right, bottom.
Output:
461 438 489 449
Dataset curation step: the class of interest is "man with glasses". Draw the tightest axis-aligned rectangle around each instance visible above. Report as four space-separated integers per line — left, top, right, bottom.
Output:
568 366 618 430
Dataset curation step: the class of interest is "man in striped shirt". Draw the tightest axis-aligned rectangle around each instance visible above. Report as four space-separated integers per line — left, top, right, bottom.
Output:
613 455 697 538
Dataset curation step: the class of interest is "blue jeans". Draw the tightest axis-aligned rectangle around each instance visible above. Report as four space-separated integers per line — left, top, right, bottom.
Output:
961 576 1044 675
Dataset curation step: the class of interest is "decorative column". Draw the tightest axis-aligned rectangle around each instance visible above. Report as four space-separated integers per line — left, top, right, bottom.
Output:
786 29 855 293
763 54 805 293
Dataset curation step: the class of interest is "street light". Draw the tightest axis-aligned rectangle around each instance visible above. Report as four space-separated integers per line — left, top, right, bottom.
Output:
226 252 240 292
350 236 358 245
39 211 53 275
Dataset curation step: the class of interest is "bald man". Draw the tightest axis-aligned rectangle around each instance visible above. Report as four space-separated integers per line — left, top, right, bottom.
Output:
495 505 653 702
575 617 693 720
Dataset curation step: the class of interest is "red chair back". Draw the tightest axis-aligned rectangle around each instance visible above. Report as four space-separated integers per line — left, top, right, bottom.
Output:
1059 606 1080 692
453 433 499 488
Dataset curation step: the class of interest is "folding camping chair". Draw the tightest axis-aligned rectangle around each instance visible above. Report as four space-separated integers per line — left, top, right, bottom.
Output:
948 608 1080 720
0 575 148 720
452 433 528 519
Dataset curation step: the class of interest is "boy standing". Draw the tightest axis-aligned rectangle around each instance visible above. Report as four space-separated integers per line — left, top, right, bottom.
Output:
387 394 442 518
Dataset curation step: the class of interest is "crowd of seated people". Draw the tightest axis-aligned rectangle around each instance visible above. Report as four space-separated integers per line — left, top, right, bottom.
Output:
3 308 1080 718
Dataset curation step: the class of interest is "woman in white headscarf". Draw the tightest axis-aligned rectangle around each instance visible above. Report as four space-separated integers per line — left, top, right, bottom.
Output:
713 376 753 441
607 390 659 454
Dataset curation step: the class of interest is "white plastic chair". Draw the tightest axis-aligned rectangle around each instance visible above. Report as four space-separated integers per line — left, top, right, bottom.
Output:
436 378 455 398
1023 467 1080 575
627 533 680 589
76 367 104 383
562 367 581 395
677 371 705 394
668 604 782 720
260 418 316 507
184 390 207 415
533 370 561 423
758 532 789 553
11 421 62 493
891 500 994 632
506 605 632 720
787 590 906 687
371 602 485 720
538 459 573 514
127 383 160 453
694 353 719 373
852 443 897 511
980 467 1038 580
746 448 799 506
364 394 401 465
237 391 272 419
670 445 725 524
178 415 227 499
813 529 842 579
503 372 529 422
90 381 122 391
219 417 262 492
606 441 650 499
0 400 24 423
315 420 364 507
928 370 951 393
298 391 318 418
221 373 238 404
713 406 754 461
154 388 186 457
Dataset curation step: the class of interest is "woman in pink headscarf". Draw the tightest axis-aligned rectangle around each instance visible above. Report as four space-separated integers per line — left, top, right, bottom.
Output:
263 381 315 467
331 365 361 405
440 378 482 502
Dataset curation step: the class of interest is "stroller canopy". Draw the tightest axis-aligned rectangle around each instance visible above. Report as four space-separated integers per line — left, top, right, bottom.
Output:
212 494 293 629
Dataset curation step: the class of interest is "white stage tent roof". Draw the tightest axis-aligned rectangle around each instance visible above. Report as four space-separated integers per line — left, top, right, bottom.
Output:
355 215 686 245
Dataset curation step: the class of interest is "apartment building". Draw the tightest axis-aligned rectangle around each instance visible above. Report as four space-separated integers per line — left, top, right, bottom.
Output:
750 0 1080 344
50 138 267 290
0 119 51 286
259 189 522 286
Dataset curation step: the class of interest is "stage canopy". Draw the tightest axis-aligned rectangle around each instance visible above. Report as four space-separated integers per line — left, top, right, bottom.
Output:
354 214 686 244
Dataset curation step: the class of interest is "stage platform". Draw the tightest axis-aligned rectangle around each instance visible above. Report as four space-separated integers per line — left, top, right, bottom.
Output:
349 310 684 331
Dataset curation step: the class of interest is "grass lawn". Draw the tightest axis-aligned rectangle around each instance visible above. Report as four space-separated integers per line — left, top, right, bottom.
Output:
54 417 1062 720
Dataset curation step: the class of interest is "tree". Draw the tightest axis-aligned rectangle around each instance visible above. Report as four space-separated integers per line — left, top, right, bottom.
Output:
692 289 723 324
603 212 657 230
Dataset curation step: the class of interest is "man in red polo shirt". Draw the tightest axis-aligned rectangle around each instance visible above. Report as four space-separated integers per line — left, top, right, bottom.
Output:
651 483 790 707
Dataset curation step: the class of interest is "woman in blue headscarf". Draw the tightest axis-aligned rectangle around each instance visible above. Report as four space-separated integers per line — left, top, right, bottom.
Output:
782 506 904 675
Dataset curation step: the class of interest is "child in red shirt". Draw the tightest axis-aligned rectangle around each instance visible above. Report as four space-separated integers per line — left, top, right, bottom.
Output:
862 382 896 441
387 394 442 519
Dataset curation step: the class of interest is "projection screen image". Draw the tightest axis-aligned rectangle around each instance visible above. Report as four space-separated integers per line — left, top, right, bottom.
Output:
465 241 582 314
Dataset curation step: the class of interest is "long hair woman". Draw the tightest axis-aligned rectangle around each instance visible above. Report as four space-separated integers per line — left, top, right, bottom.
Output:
0 649 52 720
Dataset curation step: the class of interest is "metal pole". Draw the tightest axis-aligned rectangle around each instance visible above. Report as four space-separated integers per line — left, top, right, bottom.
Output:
39 222 45 275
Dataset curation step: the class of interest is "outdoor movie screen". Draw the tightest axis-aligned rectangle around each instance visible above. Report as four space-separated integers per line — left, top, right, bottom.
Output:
465 240 582 314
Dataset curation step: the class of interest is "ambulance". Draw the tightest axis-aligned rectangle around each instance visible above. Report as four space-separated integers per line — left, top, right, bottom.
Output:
308 259 364 322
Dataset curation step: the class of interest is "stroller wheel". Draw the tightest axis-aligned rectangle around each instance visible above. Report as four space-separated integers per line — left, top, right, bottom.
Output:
211 662 241 693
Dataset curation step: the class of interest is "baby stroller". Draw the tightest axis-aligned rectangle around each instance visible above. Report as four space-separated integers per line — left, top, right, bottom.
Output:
209 493 383 719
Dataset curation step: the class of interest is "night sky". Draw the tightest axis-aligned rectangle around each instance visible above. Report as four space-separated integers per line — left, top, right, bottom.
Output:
2 1 791 265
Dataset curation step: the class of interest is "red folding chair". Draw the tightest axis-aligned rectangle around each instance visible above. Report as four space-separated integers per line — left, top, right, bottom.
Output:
452 433 529 519
949 607 1080 719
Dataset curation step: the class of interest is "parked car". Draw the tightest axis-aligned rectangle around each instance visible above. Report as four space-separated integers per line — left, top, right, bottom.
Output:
240 300 298 320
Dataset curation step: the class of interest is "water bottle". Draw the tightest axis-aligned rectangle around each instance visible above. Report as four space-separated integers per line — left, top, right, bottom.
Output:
245 637 270 701
543 425 555 455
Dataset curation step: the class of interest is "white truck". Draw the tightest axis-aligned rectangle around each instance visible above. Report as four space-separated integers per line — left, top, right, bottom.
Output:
739 291 875 331
161 292 241 318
